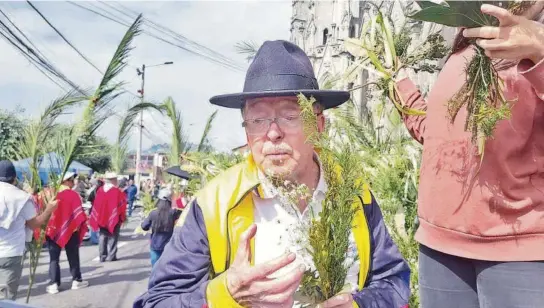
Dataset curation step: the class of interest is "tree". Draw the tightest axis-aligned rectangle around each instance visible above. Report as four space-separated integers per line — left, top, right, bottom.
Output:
0 107 26 161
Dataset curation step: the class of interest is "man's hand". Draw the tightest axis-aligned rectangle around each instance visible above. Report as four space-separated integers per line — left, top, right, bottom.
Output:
463 4 544 64
45 199 58 212
316 293 354 308
225 224 305 307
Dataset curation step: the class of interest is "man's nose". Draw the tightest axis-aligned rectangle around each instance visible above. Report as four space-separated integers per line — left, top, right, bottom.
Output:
266 121 284 141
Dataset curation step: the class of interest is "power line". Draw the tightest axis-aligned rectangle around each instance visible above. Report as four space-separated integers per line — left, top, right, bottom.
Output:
0 11 85 94
26 0 103 74
103 1 243 70
67 1 245 72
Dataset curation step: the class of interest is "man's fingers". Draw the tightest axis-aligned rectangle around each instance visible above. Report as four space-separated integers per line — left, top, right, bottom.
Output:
481 4 518 26
246 252 297 281
252 263 305 295
318 293 353 308
233 224 257 265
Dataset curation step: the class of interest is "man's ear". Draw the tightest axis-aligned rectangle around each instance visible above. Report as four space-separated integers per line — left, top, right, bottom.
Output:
317 114 326 133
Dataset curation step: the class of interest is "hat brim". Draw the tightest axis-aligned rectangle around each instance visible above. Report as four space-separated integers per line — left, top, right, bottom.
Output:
209 90 350 110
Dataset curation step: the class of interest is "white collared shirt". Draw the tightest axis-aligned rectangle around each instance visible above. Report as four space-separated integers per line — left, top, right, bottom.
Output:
253 158 360 305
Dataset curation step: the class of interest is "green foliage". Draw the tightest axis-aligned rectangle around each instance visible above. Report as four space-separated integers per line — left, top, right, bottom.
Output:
296 94 362 304
408 1 533 28
0 107 26 161
344 1 448 118
181 151 244 195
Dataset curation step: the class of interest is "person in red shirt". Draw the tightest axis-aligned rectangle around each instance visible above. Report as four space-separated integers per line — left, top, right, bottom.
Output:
89 172 126 262
45 172 89 294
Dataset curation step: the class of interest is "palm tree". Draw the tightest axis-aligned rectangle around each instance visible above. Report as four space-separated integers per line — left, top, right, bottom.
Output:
196 110 217 152
17 14 143 303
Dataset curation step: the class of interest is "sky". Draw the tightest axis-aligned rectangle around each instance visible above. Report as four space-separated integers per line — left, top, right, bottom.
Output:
0 0 293 152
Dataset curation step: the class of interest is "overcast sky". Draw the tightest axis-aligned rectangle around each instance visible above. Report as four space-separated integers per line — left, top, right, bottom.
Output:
0 0 292 152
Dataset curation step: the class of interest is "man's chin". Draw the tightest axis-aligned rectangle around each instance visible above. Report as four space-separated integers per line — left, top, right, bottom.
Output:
262 164 294 179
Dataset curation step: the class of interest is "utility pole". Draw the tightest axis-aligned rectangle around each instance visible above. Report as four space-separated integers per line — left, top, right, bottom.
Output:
136 64 146 190
135 61 173 190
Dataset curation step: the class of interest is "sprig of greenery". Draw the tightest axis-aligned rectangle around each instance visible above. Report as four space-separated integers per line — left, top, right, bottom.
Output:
296 94 361 304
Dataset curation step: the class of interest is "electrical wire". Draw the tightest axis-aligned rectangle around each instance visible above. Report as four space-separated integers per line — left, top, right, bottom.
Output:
67 1 245 72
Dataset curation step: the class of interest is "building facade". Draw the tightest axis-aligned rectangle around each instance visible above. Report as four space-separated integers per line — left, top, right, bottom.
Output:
290 0 456 121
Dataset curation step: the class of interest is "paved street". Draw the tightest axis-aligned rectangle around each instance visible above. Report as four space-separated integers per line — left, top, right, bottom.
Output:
12 210 152 308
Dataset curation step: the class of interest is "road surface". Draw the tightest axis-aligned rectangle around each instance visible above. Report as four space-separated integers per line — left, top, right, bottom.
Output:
12 210 152 308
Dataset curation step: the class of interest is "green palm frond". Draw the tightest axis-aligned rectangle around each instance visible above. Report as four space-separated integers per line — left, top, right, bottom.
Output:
110 106 140 173
58 14 142 180
12 91 85 189
234 40 260 62
162 97 187 165
91 14 143 108
197 110 217 152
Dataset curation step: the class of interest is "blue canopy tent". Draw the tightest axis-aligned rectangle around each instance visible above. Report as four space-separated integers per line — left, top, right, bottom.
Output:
13 152 93 186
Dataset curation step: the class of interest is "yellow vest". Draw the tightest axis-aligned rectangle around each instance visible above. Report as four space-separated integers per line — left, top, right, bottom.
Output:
178 154 373 291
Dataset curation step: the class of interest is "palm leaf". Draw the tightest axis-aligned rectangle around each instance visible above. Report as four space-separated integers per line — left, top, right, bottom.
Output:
408 1 502 28
111 106 139 173
12 91 85 190
197 110 217 152
235 40 260 62
160 97 187 165
58 19 142 181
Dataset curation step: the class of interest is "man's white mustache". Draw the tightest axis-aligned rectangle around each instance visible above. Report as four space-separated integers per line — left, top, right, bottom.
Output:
262 143 293 155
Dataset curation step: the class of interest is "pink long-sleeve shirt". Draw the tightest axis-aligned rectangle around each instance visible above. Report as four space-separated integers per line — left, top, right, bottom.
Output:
397 47 544 261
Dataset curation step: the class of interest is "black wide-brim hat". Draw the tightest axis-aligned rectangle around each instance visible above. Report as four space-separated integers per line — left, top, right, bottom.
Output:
210 40 350 110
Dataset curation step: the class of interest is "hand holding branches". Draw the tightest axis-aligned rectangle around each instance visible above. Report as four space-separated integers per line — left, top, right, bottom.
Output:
225 224 305 307
464 3 544 64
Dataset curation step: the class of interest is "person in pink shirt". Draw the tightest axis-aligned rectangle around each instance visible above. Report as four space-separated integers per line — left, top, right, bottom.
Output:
396 3 544 307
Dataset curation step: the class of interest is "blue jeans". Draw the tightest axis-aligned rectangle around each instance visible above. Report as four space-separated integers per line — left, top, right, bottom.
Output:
419 244 544 308
127 200 134 216
150 249 163 267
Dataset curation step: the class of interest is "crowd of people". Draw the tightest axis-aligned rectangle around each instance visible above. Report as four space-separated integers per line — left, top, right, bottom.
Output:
0 164 188 301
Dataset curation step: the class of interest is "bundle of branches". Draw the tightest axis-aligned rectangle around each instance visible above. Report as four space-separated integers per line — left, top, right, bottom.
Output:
408 0 534 154
292 94 363 305
344 1 449 118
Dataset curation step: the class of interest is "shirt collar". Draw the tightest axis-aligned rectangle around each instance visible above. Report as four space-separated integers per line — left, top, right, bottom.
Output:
257 152 327 200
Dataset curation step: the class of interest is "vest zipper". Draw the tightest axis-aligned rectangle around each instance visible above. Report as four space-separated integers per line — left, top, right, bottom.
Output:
224 184 260 272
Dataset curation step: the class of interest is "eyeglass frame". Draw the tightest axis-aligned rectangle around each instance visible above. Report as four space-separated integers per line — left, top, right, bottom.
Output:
241 112 323 136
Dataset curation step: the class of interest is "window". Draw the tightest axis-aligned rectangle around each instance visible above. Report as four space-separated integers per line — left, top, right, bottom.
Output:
349 25 356 38
323 28 329 45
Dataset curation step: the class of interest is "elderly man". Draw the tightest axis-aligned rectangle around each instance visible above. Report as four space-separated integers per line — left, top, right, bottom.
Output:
134 40 410 308
45 172 89 294
89 172 126 262
0 160 57 300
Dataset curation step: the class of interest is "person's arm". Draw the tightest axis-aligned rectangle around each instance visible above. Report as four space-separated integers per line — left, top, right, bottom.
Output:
519 58 544 101
395 70 427 144
25 198 57 230
352 196 411 308
134 201 212 308
141 211 153 231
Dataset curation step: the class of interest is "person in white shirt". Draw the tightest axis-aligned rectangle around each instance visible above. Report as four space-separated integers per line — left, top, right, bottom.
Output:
0 160 57 300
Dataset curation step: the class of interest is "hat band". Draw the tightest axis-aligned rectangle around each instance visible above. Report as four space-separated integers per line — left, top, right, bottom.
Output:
243 74 319 92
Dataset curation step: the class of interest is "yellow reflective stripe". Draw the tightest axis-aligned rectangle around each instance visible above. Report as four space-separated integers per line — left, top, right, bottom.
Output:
352 300 359 308
228 193 255 266
352 197 371 290
205 273 243 308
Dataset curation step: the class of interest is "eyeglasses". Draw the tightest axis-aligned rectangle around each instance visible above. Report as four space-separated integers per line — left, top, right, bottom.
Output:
242 113 322 135
242 116 302 135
